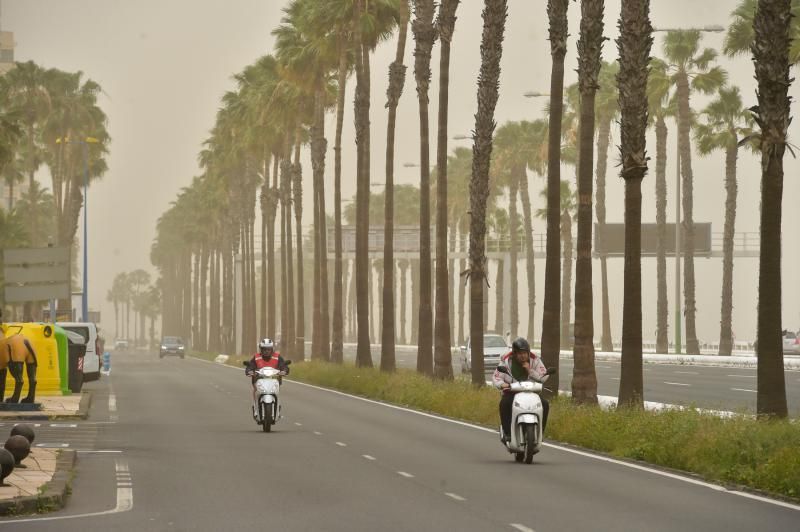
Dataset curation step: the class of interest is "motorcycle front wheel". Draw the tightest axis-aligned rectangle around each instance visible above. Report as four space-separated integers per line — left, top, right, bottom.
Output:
261 404 273 432
523 424 537 464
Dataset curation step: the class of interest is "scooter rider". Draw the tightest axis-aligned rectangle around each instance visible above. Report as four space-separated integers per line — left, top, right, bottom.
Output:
245 338 289 403
492 337 550 443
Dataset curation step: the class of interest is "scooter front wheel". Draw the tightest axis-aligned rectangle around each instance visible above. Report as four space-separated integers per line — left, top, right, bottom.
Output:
523 424 537 464
261 404 273 432
514 452 524 462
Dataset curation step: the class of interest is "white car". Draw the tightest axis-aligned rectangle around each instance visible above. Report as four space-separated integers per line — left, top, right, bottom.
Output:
782 330 800 354
57 322 101 381
461 334 509 373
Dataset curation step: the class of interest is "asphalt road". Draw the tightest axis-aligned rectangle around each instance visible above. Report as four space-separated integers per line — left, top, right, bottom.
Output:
0 350 797 531
338 345 800 416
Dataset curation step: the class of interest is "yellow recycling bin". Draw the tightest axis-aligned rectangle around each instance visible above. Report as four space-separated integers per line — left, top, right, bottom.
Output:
1 323 64 398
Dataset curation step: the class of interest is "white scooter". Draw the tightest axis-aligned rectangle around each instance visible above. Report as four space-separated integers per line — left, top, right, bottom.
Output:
244 361 291 432
496 365 555 464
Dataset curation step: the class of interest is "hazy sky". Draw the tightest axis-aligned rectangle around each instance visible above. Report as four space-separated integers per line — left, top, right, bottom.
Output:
4 0 799 345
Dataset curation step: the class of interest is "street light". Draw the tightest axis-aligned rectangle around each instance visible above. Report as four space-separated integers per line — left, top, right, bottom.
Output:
55 136 100 322
652 24 723 354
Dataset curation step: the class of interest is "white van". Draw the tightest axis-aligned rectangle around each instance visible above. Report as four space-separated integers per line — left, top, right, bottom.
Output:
57 322 101 381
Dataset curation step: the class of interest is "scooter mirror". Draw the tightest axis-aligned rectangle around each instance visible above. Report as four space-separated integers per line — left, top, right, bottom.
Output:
496 366 509 375
546 367 558 376
242 361 249 367
284 360 292 365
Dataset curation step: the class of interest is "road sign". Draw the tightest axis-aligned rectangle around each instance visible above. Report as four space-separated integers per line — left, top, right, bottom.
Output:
2 246 71 303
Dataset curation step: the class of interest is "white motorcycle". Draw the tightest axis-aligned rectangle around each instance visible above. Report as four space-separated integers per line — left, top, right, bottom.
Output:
245 362 290 432
496 365 555 464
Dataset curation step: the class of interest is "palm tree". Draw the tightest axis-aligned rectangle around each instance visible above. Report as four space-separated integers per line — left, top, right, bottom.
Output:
594 61 619 353
15 180 55 247
663 30 727 355
2 157 24 211
647 58 673 354
571 0 604 405
381 0 410 372
0 108 22 183
617 0 652 409
752 0 791 418
541 0 569 396
411 0 437 376
433 0 460 381
724 0 800 65
467 0 508 385
694 87 754 357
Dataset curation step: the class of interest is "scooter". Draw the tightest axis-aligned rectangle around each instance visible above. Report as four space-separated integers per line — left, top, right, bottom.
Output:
496 365 555 464
244 361 291 432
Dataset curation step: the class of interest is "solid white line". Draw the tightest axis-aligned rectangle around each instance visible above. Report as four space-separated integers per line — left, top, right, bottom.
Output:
49 423 78 428
108 394 117 412
194 355 800 512
0 459 133 524
397 471 414 478
731 388 757 393
76 450 123 454
335 441 347 447
674 371 698 375
663 382 691 386
510 524 536 532
313 431 323 435
362 454 376 461
727 375 756 378
445 492 466 501
294 422 303 426
116 483 132 487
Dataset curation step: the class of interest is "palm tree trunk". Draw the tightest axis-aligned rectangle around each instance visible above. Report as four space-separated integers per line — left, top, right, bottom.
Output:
433 0 459 380
354 1 373 367
267 157 279 340
368 260 375 343
469 0 508 386
458 224 467 345
412 0 436 376
676 71 700 355
311 91 330 361
209 248 220 351
518 184 536 341
260 156 269 339
508 170 519 338
718 141 737 356
596 117 614 352
200 244 208 351
542 0 569 397
617 0 651 408
382 2 410 372
753 0 790 418
654 115 669 354
399 260 409 344
411 259 419 344
572 0 603 405
331 45 348 364
293 145 306 362
283 152 295 358
495 258 505 332
193 251 200 348
560 210 572 348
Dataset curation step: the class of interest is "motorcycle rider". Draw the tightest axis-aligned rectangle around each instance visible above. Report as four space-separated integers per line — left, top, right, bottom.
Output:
492 337 550 443
245 338 289 405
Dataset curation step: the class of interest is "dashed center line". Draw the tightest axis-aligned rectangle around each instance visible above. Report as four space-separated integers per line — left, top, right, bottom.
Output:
510 524 536 532
313 431 323 435
732 388 757 393
397 471 414 478
674 371 698 375
108 394 117 412
611 377 620 381
663 382 690 386
445 492 466 501
294 422 303 426
727 375 756 378
335 442 347 447
362 454 376 461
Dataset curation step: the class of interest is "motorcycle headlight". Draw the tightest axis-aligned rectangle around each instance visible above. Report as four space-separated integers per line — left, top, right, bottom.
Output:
178 346 185 350
160 345 167 350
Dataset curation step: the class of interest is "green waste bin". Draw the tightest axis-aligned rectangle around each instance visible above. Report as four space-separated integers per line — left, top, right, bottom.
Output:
52 325 71 395
64 330 86 393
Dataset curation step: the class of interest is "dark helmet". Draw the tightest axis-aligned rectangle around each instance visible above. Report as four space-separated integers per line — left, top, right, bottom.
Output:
511 337 530 354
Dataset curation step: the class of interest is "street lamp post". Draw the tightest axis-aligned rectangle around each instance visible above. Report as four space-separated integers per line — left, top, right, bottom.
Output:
652 25 723 354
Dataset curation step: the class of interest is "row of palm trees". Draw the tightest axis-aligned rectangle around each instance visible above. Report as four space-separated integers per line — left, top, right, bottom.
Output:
0 60 109 315
106 270 160 346
152 0 793 417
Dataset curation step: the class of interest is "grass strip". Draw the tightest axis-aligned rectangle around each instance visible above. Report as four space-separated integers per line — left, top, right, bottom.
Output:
286 360 799 501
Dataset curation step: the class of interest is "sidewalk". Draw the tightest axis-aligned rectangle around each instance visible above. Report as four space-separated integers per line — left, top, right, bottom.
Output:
0 448 76 515
0 392 91 421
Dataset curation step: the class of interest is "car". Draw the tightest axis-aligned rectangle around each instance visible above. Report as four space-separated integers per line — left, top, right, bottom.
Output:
460 333 510 374
160 336 185 358
57 322 101 381
782 330 800 354
114 339 129 350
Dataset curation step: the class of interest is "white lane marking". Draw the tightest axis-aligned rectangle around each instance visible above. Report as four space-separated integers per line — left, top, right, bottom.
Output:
313 431 323 435
190 355 800 512
397 471 414 478
727 375 756 378
445 492 466 501
674 371 698 375
596 365 612 369
510 524 536 532
35 443 69 448
49 423 78 428
731 388 757 393
108 394 117 412
76 450 123 454
294 422 303 426
335 441 347 447
0 459 133 524
611 377 620 381
663 382 690 386
362 454 376 461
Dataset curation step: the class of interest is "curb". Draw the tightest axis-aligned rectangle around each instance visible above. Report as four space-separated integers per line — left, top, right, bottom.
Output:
0 449 77 516
0 392 92 421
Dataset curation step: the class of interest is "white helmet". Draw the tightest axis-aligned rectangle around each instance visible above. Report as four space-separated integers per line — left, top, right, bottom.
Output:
258 338 274 357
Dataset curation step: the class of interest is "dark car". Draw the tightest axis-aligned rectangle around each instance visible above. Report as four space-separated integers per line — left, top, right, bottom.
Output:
160 336 185 359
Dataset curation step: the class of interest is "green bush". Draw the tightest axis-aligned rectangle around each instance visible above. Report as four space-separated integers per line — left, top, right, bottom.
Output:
288 360 800 501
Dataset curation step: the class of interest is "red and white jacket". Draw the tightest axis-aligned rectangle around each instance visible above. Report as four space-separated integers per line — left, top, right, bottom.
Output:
492 351 549 394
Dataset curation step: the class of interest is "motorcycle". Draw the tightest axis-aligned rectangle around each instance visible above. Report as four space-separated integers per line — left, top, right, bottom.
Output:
496 365 555 464
244 361 291 432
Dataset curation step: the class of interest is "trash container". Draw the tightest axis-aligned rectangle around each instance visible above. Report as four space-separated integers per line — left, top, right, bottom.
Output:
64 331 86 393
